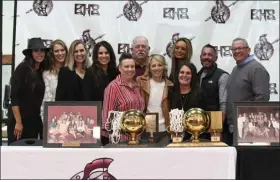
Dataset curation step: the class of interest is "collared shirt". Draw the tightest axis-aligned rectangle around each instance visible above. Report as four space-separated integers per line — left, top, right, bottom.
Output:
102 75 145 141
134 64 146 80
238 55 254 66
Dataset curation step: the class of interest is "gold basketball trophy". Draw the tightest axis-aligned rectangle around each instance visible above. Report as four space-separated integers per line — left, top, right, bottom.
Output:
167 108 228 147
120 109 146 145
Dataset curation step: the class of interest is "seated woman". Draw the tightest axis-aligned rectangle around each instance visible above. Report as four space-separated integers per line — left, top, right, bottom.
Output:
168 62 208 141
56 40 91 101
136 54 173 141
101 53 145 145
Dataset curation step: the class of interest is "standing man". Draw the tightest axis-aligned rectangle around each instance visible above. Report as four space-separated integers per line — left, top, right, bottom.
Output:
131 36 150 79
198 44 229 143
226 38 270 145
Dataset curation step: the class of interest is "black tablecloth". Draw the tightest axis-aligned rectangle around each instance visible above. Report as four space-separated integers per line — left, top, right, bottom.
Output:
236 146 280 180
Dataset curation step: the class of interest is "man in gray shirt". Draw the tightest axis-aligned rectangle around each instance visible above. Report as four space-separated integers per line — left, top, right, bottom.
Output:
226 38 270 145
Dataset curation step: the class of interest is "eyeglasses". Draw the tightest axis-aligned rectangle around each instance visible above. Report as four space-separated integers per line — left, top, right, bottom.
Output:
231 47 248 52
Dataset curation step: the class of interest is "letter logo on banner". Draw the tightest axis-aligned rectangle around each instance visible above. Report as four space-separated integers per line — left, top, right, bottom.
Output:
74 3 100 16
214 46 232 57
205 0 239 23
26 0 53 16
163 8 189 20
254 34 279 61
269 83 278 94
70 158 116 180
117 0 149 21
251 9 276 21
118 43 131 54
81 30 105 57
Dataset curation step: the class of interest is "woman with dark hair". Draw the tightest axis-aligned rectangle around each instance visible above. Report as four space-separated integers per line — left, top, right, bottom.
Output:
168 62 208 140
169 37 193 83
83 40 118 102
8 37 49 144
56 39 91 101
101 53 145 145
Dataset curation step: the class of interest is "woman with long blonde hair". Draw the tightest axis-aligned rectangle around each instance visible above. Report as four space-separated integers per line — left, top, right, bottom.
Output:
169 37 193 83
56 39 91 101
40 39 68 120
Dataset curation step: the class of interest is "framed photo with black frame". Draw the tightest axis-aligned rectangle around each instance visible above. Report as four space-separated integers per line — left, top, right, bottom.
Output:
233 101 280 146
43 101 102 148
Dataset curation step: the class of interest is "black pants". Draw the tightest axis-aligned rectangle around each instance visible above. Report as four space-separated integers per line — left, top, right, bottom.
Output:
8 115 43 145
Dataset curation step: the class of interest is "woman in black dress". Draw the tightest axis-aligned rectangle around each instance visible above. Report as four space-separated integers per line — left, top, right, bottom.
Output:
8 37 49 144
56 40 91 101
83 40 118 102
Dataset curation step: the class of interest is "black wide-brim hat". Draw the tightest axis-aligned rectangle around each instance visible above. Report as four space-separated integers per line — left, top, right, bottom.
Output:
22 37 50 56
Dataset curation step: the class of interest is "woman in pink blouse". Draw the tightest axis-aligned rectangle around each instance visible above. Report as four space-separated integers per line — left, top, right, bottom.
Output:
102 53 145 145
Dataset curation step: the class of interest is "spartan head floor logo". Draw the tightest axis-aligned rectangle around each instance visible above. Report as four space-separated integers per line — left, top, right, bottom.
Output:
205 0 239 23
117 0 149 21
254 34 279 61
81 29 105 57
70 158 116 180
163 33 195 58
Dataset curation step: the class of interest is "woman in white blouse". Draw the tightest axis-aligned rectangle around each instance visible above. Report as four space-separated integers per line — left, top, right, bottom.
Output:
136 54 173 141
40 40 68 120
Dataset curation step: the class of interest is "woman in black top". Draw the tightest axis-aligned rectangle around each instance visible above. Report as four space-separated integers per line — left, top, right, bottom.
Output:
8 37 49 144
83 41 118 102
168 62 208 140
56 40 91 101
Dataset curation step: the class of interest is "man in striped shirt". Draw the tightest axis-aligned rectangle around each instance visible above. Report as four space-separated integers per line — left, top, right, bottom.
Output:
131 36 150 79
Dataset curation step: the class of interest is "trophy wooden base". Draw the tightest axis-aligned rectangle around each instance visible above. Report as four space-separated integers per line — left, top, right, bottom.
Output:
166 141 228 147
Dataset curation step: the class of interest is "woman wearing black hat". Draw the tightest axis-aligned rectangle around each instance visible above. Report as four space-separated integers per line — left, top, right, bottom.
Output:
8 37 49 145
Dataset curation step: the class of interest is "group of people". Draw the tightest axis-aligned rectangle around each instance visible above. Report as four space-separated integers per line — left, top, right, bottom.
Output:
7 35 270 146
238 112 279 141
48 112 96 144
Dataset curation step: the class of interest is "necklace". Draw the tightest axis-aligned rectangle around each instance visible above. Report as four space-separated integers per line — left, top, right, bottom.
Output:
180 93 188 110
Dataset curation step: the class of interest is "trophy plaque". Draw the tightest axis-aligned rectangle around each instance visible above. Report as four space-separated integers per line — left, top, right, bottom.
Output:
120 109 146 145
207 111 228 146
167 108 228 147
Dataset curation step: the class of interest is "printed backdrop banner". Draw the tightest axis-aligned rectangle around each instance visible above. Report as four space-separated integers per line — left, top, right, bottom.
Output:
15 0 279 101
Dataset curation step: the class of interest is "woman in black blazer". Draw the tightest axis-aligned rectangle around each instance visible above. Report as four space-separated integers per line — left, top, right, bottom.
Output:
56 40 91 101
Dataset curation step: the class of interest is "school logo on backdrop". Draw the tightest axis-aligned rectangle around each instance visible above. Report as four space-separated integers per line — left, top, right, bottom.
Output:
81 30 105 57
118 43 131 54
163 33 195 58
214 45 232 57
26 0 53 16
163 7 189 20
254 34 279 61
70 158 116 180
205 0 239 23
117 0 149 21
74 3 100 16
251 9 276 21
269 83 278 95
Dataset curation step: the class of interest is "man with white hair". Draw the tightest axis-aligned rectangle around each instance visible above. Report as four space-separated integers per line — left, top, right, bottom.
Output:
226 37 270 145
131 36 150 79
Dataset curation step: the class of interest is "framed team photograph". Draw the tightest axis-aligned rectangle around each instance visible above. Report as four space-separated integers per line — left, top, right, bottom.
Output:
145 113 159 134
43 101 102 148
233 102 280 146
